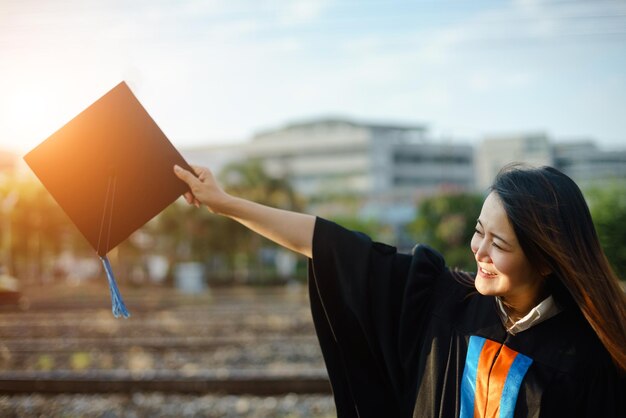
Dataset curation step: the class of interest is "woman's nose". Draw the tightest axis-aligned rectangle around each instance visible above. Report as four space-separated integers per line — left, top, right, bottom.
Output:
474 241 491 263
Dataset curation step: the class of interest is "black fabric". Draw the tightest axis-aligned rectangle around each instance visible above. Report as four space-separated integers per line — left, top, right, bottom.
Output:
307 217 625 418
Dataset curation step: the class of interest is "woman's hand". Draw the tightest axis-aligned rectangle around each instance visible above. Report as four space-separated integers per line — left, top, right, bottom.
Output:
173 165 231 214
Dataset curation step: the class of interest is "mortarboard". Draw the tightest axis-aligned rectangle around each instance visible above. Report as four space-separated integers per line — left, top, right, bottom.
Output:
24 81 193 318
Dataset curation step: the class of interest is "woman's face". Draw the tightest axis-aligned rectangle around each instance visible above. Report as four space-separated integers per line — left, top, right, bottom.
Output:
470 192 545 309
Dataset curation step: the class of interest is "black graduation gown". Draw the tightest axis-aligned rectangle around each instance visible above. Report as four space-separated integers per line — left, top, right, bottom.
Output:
307 217 625 418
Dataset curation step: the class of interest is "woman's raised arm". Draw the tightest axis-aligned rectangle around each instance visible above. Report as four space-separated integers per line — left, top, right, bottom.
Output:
173 164 315 258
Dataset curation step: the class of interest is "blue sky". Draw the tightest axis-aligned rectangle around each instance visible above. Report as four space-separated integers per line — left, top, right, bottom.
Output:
1 0 625 154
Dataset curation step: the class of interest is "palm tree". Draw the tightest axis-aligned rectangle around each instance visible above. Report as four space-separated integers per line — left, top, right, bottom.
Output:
146 159 303 285
217 159 304 283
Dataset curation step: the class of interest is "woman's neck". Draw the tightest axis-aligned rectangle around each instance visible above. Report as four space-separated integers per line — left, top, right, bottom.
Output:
501 287 550 322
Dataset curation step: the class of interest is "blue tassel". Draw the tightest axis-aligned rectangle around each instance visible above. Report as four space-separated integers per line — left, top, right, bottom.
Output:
100 255 131 318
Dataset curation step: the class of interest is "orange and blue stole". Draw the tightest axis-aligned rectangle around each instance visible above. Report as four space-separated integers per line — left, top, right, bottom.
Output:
460 336 533 418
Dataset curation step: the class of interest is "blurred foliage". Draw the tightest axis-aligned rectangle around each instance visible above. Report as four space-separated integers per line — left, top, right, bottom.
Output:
408 192 484 271
326 216 383 239
4 163 625 286
150 159 307 285
70 352 92 370
0 159 306 286
586 182 626 280
220 159 304 211
0 172 91 282
36 354 55 371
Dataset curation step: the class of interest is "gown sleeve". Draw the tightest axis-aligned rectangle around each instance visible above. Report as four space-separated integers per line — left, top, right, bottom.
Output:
580 351 626 417
307 217 446 418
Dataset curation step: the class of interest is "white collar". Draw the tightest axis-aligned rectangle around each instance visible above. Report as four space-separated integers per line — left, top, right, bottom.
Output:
496 295 561 335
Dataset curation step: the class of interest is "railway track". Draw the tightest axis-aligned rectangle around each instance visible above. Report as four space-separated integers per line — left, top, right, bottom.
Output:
0 286 334 400
0 369 331 395
0 335 319 351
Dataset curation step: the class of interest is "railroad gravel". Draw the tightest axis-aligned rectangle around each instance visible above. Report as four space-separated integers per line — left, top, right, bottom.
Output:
0 393 336 417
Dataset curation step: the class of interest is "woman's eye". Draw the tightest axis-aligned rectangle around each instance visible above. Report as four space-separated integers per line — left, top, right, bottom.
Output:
492 242 502 250
474 228 483 235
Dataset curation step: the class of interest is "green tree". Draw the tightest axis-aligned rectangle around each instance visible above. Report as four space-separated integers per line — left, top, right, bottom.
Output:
408 192 484 271
1 174 85 282
218 159 304 283
586 183 626 280
327 215 384 239
151 159 305 284
219 159 303 211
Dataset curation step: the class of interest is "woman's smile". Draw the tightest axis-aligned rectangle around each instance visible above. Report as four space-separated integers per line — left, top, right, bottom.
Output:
478 266 498 278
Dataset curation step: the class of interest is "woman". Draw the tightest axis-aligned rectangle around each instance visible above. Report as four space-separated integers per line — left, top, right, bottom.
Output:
174 163 625 418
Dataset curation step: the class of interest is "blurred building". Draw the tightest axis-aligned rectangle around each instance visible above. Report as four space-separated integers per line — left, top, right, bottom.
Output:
182 118 475 227
475 135 626 190
553 141 626 188
184 120 624 248
475 134 553 190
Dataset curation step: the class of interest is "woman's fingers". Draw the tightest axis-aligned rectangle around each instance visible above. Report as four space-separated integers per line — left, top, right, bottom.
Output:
190 165 208 180
174 165 197 184
175 165 221 209
175 164 203 205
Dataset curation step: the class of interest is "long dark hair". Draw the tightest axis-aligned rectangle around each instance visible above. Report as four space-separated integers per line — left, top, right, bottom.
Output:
491 163 626 372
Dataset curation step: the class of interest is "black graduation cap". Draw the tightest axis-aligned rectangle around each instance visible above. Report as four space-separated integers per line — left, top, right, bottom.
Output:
24 81 193 318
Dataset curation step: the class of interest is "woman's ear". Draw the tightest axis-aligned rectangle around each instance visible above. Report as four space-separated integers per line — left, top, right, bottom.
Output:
539 265 552 277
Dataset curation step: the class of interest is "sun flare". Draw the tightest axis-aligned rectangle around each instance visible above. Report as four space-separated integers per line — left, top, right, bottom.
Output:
0 85 75 155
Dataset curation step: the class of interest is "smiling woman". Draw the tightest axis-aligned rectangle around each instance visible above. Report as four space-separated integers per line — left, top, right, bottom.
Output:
173 162 626 418
471 192 549 323
488 165 626 369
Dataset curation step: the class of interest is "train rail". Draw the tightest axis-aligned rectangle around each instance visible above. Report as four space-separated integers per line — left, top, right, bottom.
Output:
0 369 331 395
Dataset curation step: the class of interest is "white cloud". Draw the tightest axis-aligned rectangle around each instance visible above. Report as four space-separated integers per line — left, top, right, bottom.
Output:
467 70 535 93
278 0 330 26
1 0 624 153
